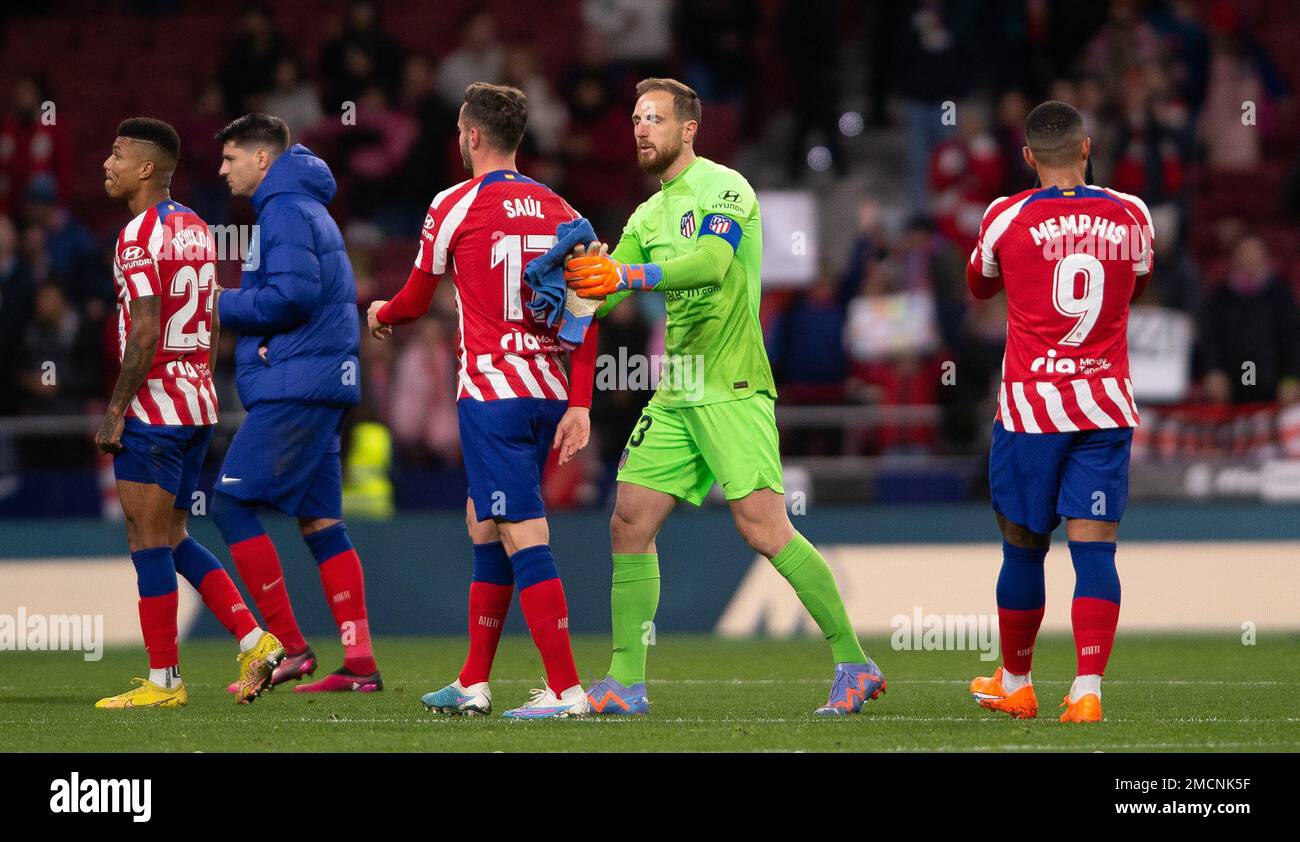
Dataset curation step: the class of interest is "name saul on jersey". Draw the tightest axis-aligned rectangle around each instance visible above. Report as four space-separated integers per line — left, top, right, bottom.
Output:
50 772 151 822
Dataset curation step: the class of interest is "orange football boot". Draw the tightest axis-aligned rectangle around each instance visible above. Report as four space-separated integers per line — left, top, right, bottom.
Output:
969 667 1039 719
1059 693 1102 723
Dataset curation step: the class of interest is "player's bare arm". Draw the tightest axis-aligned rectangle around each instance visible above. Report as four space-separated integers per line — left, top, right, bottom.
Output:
551 406 590 466
97 294 160 454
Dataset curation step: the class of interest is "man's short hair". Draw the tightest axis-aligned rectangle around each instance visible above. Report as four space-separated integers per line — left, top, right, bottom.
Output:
117 117 181 168
635 78 702 127
462 83 528 153
216 113 290 155
1024 100 1085 167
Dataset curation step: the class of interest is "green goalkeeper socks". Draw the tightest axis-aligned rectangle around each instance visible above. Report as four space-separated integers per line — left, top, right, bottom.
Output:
771 532 867 664
607 553 661 686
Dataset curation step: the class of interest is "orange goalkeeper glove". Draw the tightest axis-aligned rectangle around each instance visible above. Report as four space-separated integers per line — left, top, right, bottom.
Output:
564 254 663 298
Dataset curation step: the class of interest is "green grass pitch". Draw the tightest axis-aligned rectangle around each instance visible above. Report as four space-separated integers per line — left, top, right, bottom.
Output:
2 634 1297 752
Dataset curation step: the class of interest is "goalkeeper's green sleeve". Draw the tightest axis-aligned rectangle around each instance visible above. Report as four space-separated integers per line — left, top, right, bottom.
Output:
654 234 735 291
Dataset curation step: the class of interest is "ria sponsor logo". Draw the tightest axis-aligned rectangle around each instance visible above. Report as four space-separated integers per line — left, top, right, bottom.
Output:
1030 349 1112 375
1031 349 1077 374
49 773 151 822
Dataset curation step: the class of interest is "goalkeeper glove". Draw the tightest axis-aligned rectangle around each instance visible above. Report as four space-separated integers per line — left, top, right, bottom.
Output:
564 254 662 298
557 287 602 349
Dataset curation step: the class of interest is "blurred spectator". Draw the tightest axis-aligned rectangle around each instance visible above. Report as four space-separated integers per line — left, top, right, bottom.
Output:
1199 237 1300 405
581 0 672 75
673 0 757 104
0 216 35 415
264 56 324 140
778 0 847 180
0 73 72 217
315 87 418 224
388 318 460 466
1081 0 1162 93
180 81 234 227
17 284 100 415
894 0 976 212
23 174 107 306
560 39 638 238
1198 9 1290 172
844 253 942 450
1109 67 1187 212
502 46 568 158
767 271 846 403
319 0 405 113
838 200 887 310
436 9 504 107
993 88 1032 195
894 215 966 349
397 55 460 213
218 3 288 116
929 102 1001 255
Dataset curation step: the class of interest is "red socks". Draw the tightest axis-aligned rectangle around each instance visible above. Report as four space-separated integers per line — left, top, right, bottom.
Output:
138 591 179 669
998 606 1046 675
518 577 579 694
196 570 259 641
304 524 376 675
1071 597 1121 675
230 534 308 654
317 549 377 674
459 581 513 686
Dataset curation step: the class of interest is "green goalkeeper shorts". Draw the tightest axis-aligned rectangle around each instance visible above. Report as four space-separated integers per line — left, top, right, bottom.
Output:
615 392 785 506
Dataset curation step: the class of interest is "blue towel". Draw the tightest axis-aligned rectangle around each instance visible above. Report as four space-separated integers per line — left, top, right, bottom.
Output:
525 218 598 345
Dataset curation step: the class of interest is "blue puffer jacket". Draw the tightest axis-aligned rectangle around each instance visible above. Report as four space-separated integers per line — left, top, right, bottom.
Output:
218 144 361 409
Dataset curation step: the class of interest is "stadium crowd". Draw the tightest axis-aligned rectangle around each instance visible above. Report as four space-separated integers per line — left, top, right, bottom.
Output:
1 0 1299 505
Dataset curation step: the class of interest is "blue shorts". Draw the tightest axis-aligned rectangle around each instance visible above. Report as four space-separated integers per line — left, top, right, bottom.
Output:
459 397 567 523
113 419 215 508
217 402 346 519
989 421 1133 535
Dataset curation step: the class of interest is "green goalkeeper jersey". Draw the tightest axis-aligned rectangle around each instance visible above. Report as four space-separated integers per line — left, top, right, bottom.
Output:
602 156 775 408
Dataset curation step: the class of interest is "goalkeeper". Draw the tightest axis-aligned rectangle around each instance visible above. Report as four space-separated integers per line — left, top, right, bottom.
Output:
565 78 884 717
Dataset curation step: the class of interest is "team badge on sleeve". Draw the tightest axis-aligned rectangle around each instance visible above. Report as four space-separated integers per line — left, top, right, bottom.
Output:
680 210 695 238
708 215 732 236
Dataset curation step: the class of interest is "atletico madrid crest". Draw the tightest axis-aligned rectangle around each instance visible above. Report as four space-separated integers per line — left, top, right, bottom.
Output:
680 210 695 238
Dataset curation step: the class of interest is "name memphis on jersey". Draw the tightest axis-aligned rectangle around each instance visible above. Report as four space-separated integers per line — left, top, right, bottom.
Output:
113 202 220 426
972 185 1153 435
414 170 578 403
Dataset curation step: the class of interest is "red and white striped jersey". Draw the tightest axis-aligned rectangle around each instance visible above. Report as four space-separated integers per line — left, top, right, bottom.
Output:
112 200 220 426
415 170 579 402
969 184 1153 434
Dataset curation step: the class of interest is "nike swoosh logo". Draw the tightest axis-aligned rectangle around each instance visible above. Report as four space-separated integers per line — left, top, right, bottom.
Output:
220 475 241 484
262 577 283 592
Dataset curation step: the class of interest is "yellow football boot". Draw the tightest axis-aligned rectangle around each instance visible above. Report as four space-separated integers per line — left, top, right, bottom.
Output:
969 666 1039 719
95 678 188 709
1059 693 1103 723
234 631 285 704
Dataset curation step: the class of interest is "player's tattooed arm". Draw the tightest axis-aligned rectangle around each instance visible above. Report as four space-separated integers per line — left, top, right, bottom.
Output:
97 295 160 454
209 285 222 370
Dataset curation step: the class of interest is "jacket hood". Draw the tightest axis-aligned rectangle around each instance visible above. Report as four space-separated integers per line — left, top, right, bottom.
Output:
253 144 337 211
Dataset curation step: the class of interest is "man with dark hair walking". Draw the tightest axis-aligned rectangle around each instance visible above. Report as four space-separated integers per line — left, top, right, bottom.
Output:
211 113 382 694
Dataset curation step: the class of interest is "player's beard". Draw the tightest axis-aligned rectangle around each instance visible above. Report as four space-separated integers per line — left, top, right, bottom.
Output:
638 136 684 176
460 135 474 177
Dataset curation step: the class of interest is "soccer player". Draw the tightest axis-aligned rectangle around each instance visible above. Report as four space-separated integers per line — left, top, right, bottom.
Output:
94 117 283 708
367 83 599 719
563 79 884 717
210 114 381 693
965 101 1153 723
